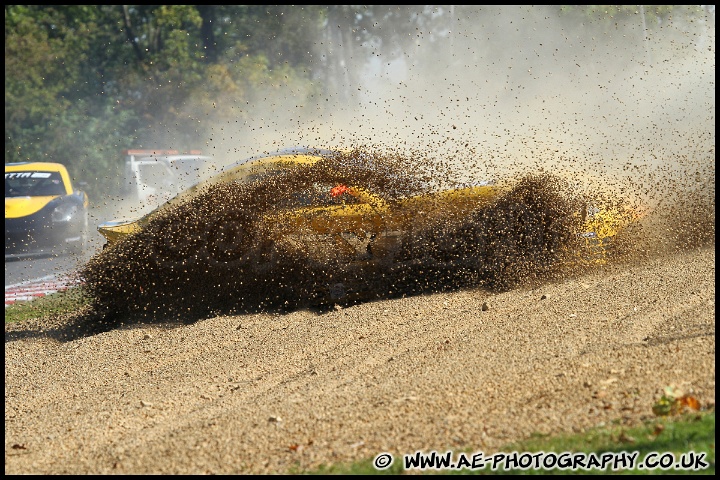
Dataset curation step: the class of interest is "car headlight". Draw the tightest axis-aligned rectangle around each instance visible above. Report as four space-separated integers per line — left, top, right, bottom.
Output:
51 203 79 223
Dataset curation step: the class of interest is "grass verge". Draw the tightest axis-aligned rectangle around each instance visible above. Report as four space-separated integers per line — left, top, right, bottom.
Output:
302 410 715 475
4 286 90 324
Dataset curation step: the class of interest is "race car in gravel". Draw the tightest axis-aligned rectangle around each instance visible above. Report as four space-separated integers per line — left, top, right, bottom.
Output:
5 162 89 257
97 147 503 276
88 147 642 314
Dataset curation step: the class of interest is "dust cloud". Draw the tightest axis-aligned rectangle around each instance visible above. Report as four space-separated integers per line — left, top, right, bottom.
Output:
199 7 714 190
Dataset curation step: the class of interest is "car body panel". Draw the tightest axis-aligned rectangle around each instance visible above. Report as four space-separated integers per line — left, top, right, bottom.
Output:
261 182 502 268
5 195 64 218
5 162 89 256
96 218 143 245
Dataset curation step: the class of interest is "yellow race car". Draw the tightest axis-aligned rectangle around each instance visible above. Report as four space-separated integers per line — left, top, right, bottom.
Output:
5 162 89 257
89 147 641 312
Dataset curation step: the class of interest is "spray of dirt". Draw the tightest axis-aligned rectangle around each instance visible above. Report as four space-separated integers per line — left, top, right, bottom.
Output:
612 159 715 263
80 147 684 326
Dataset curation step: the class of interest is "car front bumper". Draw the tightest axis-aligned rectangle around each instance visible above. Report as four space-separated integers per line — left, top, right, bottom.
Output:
5 213 84 255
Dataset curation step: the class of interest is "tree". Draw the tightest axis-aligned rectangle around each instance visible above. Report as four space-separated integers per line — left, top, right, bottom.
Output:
5 5 713 203
5 5 327 201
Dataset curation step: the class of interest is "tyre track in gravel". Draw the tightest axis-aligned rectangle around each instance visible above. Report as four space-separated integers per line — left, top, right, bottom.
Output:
5 246 715 474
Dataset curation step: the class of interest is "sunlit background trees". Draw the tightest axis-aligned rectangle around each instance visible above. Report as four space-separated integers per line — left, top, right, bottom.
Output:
5 5 715 202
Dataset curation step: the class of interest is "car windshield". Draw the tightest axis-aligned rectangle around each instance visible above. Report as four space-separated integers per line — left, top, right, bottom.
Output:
5 171 66 197
170 158 215 188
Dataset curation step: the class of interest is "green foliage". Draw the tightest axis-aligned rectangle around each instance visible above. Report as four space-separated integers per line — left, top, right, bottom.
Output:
5 5 327 202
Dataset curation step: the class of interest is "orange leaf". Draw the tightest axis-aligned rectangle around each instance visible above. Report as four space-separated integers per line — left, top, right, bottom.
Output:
680 395 700 411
